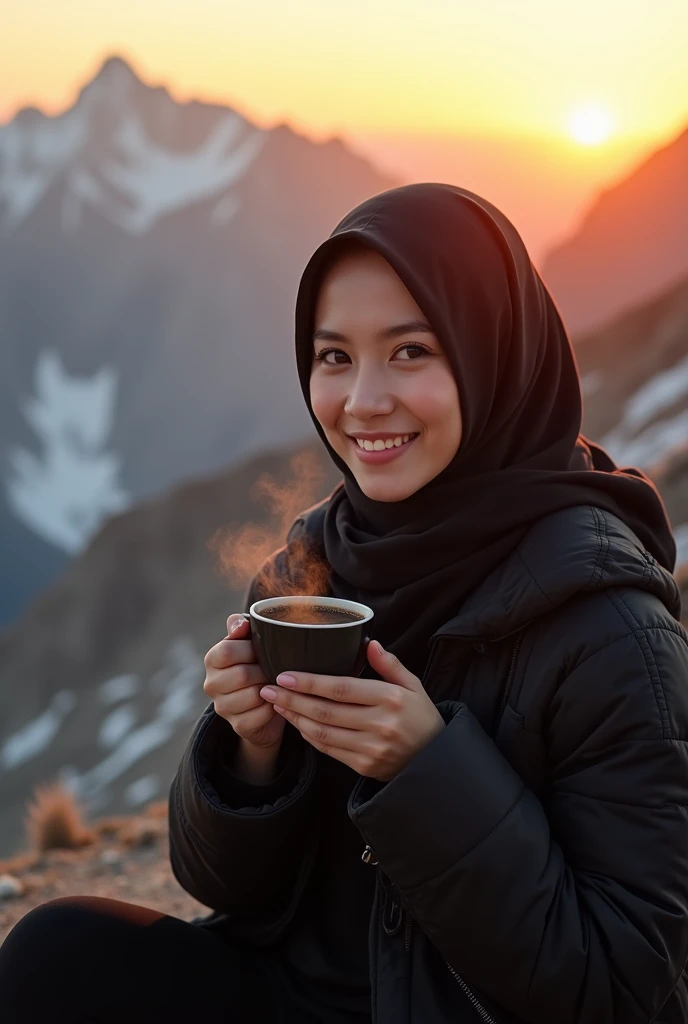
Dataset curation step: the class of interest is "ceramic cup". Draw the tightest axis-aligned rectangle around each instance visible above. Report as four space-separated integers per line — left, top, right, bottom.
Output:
246 595 374 683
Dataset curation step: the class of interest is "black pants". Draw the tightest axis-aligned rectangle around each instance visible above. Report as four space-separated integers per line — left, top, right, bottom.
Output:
0 896 314 1023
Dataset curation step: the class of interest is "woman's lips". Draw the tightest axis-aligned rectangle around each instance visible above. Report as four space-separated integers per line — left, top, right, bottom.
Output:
349 434 419 464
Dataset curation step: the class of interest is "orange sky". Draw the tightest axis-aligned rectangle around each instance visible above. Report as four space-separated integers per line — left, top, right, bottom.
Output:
2 0 686 258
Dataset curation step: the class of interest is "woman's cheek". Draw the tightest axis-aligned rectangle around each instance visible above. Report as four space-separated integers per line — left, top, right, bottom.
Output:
411 372 462 439
310 377 341 437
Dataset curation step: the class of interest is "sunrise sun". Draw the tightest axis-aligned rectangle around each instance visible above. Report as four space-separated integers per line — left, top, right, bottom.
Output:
567 105 614 146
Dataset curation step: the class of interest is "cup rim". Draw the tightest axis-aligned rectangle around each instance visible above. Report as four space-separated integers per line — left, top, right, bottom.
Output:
249 595 373 628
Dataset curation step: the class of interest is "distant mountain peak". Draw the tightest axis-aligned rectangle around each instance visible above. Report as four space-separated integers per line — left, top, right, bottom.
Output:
0 56 267 235
96 55 138 82
76 55 148 116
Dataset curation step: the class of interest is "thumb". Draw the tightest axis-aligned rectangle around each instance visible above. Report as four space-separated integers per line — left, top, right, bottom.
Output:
226 613 248 637
366 640 421 691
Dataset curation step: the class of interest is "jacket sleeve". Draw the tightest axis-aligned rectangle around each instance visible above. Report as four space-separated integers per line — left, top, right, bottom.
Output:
168 552 319 942
348 625 688 1023
168 704 318 939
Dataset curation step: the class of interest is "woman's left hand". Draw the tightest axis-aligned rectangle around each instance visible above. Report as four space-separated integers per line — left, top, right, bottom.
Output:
259 641 445 781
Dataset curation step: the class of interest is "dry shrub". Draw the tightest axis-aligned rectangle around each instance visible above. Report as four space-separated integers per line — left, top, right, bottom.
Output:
24 782 95 852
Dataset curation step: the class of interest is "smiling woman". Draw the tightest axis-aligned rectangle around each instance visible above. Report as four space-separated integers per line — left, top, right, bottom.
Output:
4 183 688 1024
309 247 462 502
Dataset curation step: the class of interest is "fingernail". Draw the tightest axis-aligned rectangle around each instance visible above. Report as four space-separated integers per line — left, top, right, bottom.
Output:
230 619 244 634
373 641 384 654
276 674 296 687
260 686 277 700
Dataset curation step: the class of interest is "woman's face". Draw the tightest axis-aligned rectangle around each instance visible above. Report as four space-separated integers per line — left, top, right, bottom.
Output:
310 247 462 502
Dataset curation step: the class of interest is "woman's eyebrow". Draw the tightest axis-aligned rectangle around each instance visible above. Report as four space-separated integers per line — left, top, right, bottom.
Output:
313 320 434 343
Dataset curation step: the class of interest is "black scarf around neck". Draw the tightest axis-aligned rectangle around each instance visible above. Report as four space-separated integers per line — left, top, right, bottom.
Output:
292 183 676 680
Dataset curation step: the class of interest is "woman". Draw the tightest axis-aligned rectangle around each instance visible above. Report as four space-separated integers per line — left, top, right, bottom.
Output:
2 183 687 1024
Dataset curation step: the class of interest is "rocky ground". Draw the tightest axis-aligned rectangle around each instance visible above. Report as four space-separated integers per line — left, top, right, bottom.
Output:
0 802 207 944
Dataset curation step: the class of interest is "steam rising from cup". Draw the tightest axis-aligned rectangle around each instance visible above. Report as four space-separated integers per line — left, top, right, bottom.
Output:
208 450 333 600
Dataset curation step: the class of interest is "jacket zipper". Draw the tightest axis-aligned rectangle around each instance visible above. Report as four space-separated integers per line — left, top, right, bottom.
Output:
443 633 525 1023
403 907 412 952
444 961 498 1023
360 630 527 1023
363 847 494 1019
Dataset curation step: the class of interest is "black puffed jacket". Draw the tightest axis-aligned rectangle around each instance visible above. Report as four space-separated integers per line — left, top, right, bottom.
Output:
169 505 688 1023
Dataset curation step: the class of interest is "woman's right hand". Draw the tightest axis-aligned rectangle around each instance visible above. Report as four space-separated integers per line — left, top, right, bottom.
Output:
203 614 286 749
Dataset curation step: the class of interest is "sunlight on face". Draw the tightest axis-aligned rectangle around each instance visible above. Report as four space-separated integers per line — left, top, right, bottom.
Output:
310 247 462 502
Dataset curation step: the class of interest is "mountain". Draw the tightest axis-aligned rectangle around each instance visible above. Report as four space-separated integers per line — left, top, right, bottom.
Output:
0 440 342 858
577 274 688 572
0 54 396 626
542 126 688 335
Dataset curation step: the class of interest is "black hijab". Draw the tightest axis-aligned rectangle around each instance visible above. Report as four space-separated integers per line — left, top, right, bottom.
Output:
293 183 676 679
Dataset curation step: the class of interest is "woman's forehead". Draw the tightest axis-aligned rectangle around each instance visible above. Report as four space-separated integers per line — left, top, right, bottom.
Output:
315 249 420 315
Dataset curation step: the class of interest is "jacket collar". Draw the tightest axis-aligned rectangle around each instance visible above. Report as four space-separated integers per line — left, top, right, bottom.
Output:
432 505 681 642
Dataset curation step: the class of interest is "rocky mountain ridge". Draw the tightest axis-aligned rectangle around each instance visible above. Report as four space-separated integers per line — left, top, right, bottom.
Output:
542 127 688 334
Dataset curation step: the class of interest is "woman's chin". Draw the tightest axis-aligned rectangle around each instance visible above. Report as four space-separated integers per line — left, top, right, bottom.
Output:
354 474 422 502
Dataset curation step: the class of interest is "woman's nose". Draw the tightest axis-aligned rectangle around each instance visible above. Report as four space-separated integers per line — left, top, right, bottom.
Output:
344 371 395 419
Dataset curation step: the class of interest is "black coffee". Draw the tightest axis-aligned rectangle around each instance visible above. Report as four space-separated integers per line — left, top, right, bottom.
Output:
261 603 364 625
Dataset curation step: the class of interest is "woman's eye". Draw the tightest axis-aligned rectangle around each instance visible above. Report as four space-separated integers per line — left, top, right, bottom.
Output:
395 344 428 360
314 348 348 366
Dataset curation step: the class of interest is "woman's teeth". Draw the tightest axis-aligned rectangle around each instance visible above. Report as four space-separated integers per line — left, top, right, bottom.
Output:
355 434 416 451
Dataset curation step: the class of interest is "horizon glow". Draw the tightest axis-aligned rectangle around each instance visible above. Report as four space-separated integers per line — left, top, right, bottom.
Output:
1 0 686 146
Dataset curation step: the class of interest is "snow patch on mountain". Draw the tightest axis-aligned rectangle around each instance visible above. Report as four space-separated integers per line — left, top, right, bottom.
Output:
603 409 688 470
1 691 76 771
623 354 688 432
99 705 138 750
64 638 200 808
0 108 88 228
601 355 688 469
675 524 688 569
99 675 140 704
100 110 265 234
125 775 160 807
5 351 129 554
